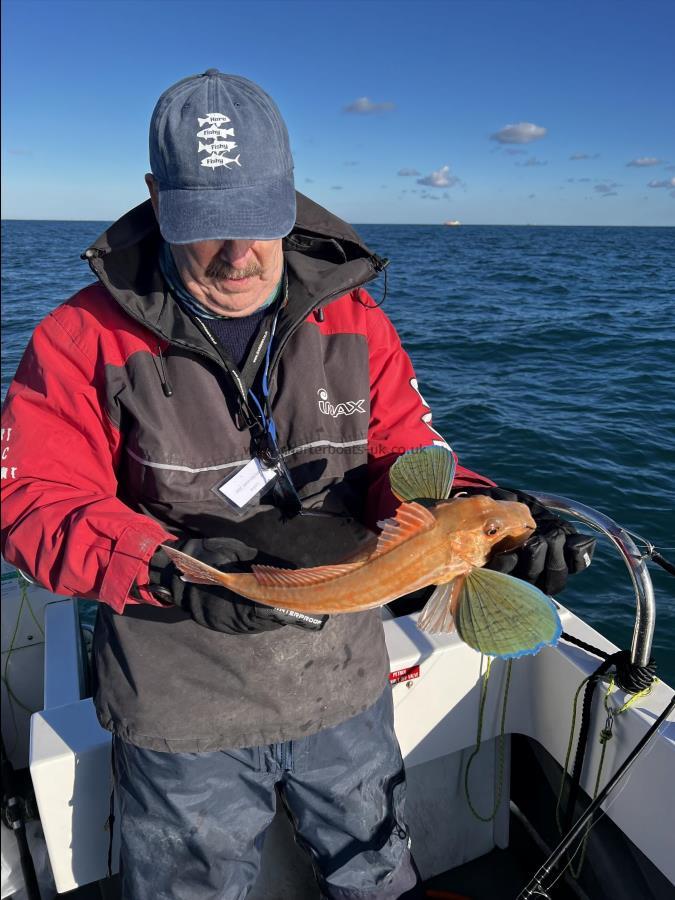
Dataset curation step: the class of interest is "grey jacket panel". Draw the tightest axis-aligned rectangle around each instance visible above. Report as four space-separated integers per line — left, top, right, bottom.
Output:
93 605 389 752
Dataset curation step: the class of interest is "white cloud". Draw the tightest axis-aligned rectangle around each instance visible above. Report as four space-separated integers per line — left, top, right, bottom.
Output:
398 168 421 176
595 182 619 195
647 177 675 188
491 122 547 144
417 165 459 188
570 152 599 160
331 185 343 190
504 148 528 155
343 97 395 114
627 157 662 167
518 157 548 167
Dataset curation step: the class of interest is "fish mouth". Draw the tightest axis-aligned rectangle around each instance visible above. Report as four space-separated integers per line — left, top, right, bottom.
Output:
491 524 535 556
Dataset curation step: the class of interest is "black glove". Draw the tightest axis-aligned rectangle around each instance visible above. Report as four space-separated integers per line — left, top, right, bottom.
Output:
452 486 596 595
146 537 326 634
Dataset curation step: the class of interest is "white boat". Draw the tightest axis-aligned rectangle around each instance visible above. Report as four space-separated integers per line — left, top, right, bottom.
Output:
443 220 461 226
1 494 674 899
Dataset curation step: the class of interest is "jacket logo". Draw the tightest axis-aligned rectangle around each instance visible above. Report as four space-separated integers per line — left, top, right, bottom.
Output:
317 388 366 417
197 113 242 169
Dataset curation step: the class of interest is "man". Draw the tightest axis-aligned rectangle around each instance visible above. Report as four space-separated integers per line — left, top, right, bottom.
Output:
1 71 594 899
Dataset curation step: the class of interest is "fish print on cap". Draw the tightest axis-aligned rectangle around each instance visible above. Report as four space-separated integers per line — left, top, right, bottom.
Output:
197 117 241 169
198 113 231 127
198 141 238 154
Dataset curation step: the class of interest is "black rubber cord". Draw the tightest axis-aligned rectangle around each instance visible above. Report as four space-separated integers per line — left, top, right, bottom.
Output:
558 632 657 836
651 550 675 577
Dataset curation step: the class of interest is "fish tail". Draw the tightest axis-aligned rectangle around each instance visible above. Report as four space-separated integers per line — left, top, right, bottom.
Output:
162 544 238 589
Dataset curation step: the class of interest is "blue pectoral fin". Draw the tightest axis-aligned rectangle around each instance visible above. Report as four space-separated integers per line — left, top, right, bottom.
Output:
455 567 562 659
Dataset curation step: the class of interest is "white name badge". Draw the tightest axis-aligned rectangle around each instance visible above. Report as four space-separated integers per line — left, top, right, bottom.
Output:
217 458 277 509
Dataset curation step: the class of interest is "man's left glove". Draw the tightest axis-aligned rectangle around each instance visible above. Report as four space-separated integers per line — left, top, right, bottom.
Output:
145 537 327 633
453 486 596 595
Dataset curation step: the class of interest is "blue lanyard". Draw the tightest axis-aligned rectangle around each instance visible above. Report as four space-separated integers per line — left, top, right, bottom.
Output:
246 305 280 446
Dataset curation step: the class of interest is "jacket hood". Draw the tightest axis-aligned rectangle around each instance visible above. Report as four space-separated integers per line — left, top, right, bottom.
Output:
83 193 387 358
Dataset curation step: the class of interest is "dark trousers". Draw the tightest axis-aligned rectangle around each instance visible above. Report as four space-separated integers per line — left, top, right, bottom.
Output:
113 685 420 899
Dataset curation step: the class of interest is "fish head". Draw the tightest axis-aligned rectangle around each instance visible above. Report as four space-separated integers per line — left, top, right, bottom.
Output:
435 495 536 567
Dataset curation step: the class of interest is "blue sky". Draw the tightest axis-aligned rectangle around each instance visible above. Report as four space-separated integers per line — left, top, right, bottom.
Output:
2 0 674 225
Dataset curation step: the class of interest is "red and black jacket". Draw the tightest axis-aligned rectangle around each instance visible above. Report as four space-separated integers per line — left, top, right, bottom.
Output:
0 194 493 751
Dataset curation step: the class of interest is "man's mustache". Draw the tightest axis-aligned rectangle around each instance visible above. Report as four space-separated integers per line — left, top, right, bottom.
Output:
206 258 264 280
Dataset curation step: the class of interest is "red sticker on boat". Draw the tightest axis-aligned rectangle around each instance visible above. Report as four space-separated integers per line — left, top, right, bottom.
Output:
389 665 420 685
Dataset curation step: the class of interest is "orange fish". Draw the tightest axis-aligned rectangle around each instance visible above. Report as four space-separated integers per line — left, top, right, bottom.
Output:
164 447 563 658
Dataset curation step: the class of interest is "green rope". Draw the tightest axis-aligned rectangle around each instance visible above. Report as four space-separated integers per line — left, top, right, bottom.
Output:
556 673 656 879
555 675 592 834
3 576 28 756
465 657 513 822
2 573 45 754
0 674 35 715
567 679 614 878
16 569 45 637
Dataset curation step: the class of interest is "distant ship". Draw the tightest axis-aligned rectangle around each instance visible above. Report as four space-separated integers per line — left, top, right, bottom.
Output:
443 220 461 226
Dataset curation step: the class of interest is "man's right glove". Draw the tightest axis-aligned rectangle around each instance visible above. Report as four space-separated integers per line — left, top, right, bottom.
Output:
452 486 596 595
145 537 326 634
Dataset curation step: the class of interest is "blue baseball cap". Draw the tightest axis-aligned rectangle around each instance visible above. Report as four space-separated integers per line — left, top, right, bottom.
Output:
149 69 296 244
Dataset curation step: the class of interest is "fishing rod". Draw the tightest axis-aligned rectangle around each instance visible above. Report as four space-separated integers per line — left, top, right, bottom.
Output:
650 551 675 577
516 693 675 899
622 529 675 578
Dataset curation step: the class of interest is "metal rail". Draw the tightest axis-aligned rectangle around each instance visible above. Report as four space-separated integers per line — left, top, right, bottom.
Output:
530 493 655 667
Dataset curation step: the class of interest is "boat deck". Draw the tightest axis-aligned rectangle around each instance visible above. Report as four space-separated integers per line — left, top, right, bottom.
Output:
59 813 571 900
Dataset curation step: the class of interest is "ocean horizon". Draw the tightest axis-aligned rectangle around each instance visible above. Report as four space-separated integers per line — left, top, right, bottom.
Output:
2 218 673 227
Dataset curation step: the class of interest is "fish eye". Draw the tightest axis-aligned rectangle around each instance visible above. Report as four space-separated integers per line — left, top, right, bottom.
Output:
485 521 502 536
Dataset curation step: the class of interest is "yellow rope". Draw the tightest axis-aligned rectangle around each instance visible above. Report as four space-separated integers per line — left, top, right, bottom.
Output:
465 657 513 822
558 673 656 879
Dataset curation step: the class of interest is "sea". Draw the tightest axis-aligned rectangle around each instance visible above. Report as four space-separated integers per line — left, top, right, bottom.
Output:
2 220 674 683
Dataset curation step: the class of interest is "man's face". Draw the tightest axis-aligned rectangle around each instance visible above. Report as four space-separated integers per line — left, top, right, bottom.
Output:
146 175 284 317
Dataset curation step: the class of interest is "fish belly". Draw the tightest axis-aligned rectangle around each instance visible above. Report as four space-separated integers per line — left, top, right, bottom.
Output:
223 537 466 614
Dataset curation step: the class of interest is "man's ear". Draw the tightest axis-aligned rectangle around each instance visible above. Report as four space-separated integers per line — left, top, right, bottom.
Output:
145 174 159 216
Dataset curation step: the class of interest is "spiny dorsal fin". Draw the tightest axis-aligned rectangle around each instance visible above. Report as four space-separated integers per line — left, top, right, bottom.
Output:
252 563 357 588
389 446 457 502
373 501 436 557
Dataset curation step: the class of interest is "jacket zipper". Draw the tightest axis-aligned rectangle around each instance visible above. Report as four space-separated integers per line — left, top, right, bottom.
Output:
267 260 386 382
87 253 386 400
